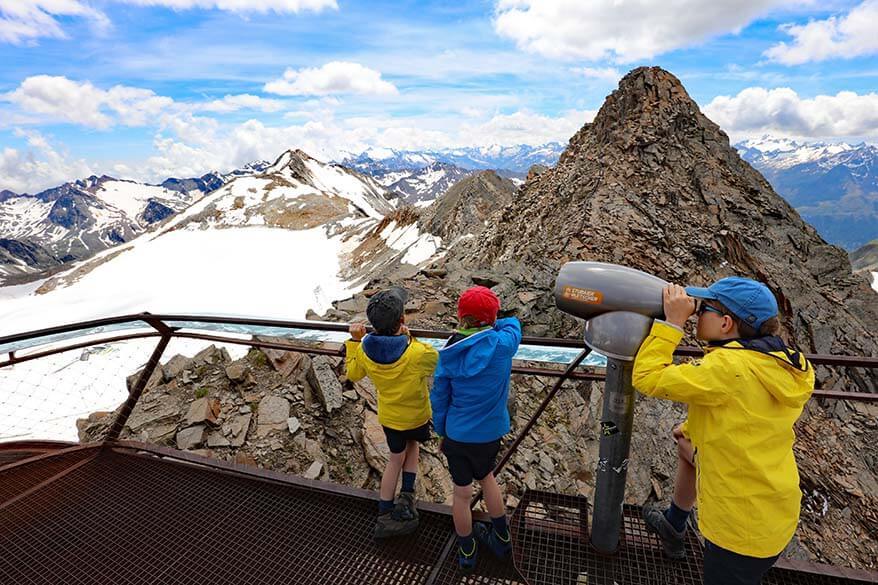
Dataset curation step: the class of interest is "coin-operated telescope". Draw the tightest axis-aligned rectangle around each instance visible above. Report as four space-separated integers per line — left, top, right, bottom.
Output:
554 262 668 553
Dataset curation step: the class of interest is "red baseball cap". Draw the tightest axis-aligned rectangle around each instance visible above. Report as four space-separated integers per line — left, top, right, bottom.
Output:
458 286 500 326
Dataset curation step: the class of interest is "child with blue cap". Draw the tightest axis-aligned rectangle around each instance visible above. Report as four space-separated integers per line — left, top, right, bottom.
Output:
632 277 815 585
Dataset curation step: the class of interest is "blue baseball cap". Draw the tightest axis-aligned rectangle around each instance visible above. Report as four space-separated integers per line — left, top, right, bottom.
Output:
685 277 778 330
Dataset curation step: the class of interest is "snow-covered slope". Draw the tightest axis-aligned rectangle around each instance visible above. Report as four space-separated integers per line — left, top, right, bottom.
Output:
0 149 444 336
0 173 226 284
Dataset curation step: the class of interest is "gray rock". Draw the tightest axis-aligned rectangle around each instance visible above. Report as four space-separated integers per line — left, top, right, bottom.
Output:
163 354 194 381
126 393 179 432
287 416 301 435
207 431 230 448
225 362 248 383
306 356 344 414
193 344 231 366
256 396 289 437
228 413 252 447
303 461 323 480
177 425 206 450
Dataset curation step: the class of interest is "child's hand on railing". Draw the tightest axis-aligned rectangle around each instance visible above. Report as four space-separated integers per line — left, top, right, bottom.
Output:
349 322 367 341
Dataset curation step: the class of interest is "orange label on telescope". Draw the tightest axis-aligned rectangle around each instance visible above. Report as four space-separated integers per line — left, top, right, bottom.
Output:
562 286 603 304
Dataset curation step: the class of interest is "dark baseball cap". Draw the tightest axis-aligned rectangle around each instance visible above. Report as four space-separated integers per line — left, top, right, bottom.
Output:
366 287 408 334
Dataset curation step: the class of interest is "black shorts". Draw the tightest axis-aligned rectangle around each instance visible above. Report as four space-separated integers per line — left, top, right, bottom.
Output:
441 437 501 486
703 539 780 585
383 422 432 454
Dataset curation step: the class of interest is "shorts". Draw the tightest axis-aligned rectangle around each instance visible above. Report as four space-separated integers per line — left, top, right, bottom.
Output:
383 422 432 454
703 539 780 585
441 437 502 486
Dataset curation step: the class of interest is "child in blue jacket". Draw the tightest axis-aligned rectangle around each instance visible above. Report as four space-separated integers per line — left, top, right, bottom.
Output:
431 285 522 573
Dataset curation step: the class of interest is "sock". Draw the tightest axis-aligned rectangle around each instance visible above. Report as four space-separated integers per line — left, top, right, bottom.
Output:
378 499 395 515
664 500 691 533
458 533 476 557
491 515 510 541
401 471 416 494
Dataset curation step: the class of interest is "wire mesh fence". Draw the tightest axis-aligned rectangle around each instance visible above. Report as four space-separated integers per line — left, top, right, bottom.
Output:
0 339 161 443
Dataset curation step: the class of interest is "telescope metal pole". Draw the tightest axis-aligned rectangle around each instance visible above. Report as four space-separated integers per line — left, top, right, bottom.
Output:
591 356 636 553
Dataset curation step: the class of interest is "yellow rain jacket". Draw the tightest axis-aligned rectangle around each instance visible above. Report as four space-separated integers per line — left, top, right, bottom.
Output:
345 336 438 431
633 321 815 558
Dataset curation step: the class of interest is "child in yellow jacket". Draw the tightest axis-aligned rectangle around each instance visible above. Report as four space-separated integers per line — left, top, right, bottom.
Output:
345 287 438 539
633 278 814 585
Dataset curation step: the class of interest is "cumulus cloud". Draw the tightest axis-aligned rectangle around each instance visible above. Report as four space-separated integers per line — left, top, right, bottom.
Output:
493 0 795 62
197 94 285 113
764 0 878 65
3 75 174 128
264 62 398 96
0 0 109 45
3 76 290 127
703 87 878 140
0 129 93 193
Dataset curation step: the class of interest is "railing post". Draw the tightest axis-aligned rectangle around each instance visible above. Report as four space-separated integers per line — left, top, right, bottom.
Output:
104 333 172 443
591 357 636 553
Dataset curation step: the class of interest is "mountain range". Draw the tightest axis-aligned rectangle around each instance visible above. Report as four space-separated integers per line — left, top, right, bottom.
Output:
3 135 878 286
737 137 878 251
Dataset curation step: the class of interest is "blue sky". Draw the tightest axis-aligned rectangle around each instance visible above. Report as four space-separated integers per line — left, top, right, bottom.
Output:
1 0 877 192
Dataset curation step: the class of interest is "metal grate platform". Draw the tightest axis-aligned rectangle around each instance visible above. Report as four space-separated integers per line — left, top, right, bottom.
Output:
510 489 877 585
0 446 874 585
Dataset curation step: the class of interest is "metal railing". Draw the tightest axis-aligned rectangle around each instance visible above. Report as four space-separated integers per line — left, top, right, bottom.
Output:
1 312 877 584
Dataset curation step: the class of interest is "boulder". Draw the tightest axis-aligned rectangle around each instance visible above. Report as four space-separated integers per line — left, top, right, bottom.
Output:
193 344 231 367
176 425 206 450
256 396 289 437
306 356 344 414
185 397 221 427
227 413 252 447
163 354 193 381
225 362 249 383
256 336 308 379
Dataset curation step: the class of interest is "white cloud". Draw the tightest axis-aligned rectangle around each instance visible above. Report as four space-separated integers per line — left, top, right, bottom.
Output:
0 0 110 45
0 0 333 45
3 75 174 129
264 61 399 96
573 67 622 81
459 109 595 147
133 106 591 182
115 0 337 13
1 130 93 193
3 76 289 128
197 94 285 113
703 87 878 140
493 0 796 62
764 0 878 65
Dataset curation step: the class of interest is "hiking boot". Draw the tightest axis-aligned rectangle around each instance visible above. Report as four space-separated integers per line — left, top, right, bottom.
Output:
374 512 418 539
457 539 478 574
642 504 686 560
392 491 419 522
475 522 512 559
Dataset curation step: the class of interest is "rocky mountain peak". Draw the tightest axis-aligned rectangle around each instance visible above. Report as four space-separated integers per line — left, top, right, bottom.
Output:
565 66 725 164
